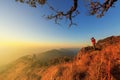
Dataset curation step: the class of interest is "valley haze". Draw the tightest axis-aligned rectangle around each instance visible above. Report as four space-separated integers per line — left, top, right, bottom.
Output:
0 47 79 66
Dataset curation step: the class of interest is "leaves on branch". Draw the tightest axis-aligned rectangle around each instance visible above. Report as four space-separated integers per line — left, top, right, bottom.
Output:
89 0 118 18
16 0 46 7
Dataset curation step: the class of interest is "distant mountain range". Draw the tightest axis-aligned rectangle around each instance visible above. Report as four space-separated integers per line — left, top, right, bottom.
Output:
36 48 79 62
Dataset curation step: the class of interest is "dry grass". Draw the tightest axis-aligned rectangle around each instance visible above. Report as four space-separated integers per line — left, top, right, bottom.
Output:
41 36 120 80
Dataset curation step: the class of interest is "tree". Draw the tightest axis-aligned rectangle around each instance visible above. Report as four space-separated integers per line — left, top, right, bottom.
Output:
16 0 118 27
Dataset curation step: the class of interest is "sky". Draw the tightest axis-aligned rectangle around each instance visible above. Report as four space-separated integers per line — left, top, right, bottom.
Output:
0 0 120 65
0 0 120 48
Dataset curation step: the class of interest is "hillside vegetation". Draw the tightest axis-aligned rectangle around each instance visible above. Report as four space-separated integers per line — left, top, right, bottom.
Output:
0 48 78 80
0 36 120 80
41 36 120 80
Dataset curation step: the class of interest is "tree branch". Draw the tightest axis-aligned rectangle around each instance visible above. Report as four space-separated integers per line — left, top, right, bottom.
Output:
16 0 118 27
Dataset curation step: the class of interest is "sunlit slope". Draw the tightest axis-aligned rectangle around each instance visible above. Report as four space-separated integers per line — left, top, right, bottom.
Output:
41 36 120 80
0 48 79 80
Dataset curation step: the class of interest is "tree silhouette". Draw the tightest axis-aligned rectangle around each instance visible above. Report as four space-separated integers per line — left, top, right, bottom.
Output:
16 0 118 27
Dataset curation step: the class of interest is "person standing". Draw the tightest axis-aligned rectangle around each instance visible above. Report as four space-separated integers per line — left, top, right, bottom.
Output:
91 37 96 50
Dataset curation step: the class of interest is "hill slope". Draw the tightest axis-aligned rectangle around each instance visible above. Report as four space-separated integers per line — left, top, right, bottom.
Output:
0 36 120 80
0 48 79 80
41 36 120 80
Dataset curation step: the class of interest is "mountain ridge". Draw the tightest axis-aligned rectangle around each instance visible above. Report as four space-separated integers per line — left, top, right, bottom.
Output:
0 36 120 80
42 35 120 80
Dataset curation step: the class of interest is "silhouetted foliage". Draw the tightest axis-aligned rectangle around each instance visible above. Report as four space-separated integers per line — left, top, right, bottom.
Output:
49 56 73 66
73 71 87 80
111 64 120 80
16 0 118 27
56 66 66 77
